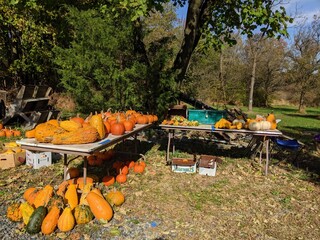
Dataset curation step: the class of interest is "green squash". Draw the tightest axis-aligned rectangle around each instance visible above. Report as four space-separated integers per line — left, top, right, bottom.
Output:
26 206 47 234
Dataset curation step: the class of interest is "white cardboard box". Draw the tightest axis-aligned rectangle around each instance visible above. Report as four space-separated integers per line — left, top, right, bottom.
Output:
171 157 197 173
198 155 222 176
26 150 52 169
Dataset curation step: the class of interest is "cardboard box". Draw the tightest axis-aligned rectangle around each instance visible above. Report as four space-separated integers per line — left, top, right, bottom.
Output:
0 151 26 170
172 157 197 173
198 155 222 176
26 150 52 169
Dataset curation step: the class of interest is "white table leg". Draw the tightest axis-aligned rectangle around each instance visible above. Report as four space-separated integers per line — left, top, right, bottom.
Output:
83 156 87 185
265 138 270 176
63 154 68 181
166 132 171 164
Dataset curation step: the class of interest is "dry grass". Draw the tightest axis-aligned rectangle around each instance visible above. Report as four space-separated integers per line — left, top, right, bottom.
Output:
0 138 319 239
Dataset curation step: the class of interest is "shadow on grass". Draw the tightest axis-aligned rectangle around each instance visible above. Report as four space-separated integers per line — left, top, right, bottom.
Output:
155 128 320 183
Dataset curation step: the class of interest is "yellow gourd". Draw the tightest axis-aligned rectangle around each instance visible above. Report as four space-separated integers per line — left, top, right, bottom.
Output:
79 183 93 205
89 114 106 139
57 207 75 232
19 202 35 225
64 184 78 210
59 120 82 132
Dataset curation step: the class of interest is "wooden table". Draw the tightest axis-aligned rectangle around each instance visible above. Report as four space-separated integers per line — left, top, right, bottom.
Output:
17 123 153 183
159 124 283 175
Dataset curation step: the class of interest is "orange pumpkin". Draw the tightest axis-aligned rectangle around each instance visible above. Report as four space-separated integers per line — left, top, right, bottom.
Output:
136 115 149 124
123 120 134 132
66 167 80 179
87 155 103 166
70 113 85 125
102 175 115 187
33 185 54 208
116 170 127 184
13 129 21 137
133 162 145 174
0 130 5 137
5 129 13 138
110 122 125 135
23 187 37 202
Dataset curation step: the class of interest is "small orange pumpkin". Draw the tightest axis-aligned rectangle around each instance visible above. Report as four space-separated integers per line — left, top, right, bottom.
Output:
110 122 125 136
116 170 127 184
102 175 115 187
133 162 145 174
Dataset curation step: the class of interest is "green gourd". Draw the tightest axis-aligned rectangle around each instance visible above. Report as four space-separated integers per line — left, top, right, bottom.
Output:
26 206 47 234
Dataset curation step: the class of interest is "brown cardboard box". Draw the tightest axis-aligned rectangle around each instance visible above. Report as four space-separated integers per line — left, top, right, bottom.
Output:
171 157 197 173
0 151 26 170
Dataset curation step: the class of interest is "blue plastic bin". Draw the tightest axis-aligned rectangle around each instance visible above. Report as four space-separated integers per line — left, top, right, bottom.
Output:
187 109 226 125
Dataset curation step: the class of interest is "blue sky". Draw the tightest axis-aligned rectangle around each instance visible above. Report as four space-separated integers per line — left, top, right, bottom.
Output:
176 0 320 40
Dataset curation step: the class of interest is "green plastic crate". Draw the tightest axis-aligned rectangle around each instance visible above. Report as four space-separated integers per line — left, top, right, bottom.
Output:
187 109 226 125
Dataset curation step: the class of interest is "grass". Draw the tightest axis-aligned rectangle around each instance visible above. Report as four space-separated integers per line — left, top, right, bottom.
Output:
0 104 319 239
245 105 320 143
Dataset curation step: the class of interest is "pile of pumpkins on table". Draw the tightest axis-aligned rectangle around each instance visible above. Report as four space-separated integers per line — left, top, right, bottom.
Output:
24 110 158 145
214 112 278 131
6 157 147 235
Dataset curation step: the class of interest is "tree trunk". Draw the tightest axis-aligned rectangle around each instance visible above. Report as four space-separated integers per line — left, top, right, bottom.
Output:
173 0 213 86
248 51 258 112
298 90 306 113
219 51 226 103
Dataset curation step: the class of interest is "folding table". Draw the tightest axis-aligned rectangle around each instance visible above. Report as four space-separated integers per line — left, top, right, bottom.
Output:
160 124 283 175
17 123 153 183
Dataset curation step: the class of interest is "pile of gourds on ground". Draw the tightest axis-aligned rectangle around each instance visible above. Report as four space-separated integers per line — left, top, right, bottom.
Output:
6 157 147 235
161 115 199 126
214 112 277 131
24 110 158 145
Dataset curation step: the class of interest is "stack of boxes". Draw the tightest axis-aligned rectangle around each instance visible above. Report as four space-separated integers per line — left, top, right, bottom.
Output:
172 155 222 176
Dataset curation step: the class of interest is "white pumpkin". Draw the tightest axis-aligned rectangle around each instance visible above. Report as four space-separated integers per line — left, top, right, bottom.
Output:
259 120 271 130
248 121 261 131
